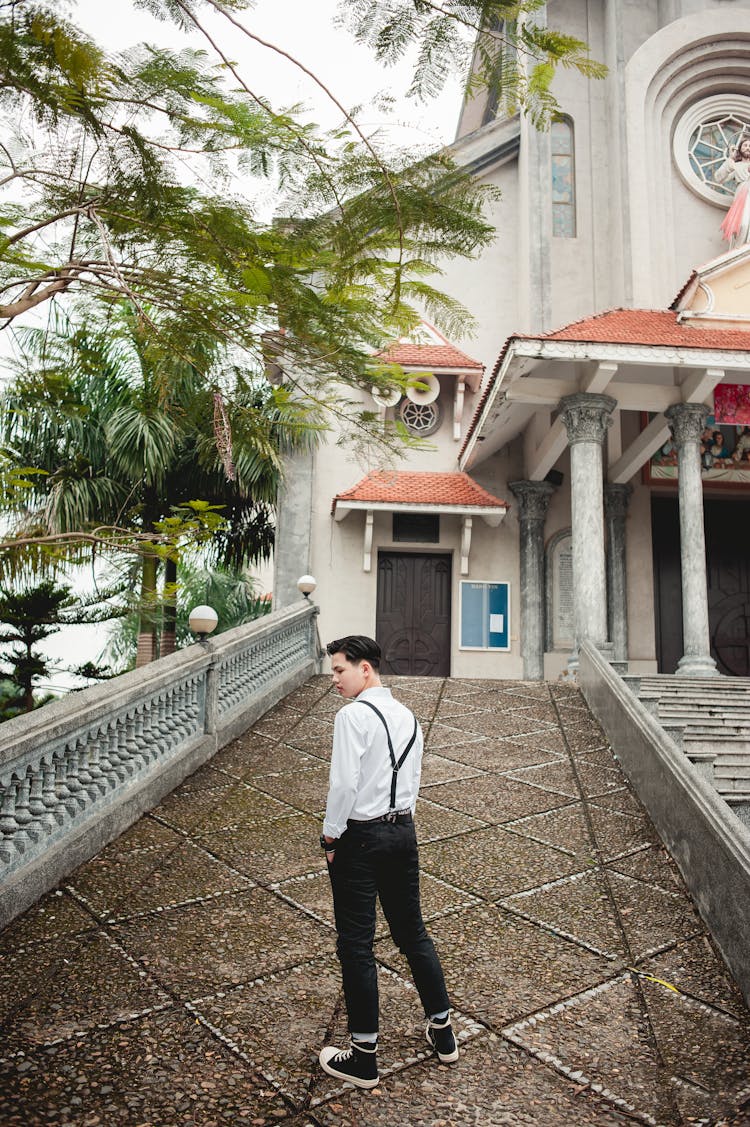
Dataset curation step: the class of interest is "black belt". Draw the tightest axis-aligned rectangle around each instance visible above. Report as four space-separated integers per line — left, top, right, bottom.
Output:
348 810 413 825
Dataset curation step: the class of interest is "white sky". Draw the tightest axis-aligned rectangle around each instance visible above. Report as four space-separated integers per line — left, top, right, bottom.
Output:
72 0 465 148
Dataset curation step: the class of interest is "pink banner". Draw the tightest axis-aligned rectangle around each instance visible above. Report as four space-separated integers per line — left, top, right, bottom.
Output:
714 384 750 425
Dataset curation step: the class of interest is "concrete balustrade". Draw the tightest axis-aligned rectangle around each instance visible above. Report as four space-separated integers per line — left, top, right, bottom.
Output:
0 600 321 930
579 640 750 1007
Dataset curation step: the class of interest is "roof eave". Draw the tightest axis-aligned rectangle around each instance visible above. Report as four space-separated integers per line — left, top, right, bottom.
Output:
332 499 508 525
459 333 750 468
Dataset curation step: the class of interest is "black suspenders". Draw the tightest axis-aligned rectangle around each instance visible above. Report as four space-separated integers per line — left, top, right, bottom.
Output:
357 700 418 814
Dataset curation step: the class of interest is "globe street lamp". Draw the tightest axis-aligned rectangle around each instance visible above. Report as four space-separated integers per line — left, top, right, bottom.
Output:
188 604 218 642
297 575 317 600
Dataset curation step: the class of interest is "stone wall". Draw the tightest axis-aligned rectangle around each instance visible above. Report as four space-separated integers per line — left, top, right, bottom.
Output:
0 601 321 930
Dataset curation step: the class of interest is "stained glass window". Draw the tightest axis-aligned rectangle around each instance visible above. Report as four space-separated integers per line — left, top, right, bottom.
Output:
551 117 576 238
688 114 750 197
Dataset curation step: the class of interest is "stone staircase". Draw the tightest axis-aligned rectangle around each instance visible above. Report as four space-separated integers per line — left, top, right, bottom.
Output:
623 674 750 827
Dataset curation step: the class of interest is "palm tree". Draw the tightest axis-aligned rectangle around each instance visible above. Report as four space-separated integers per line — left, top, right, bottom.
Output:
1 309 316 664
104 560 271 671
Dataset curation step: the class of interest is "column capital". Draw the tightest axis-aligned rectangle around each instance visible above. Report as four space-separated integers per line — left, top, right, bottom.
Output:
559 393 617 446
664 402 710 447
604 482 633 521
509 479 555 522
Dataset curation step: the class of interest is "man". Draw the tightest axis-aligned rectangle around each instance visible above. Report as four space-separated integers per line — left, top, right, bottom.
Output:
318 635 458 1089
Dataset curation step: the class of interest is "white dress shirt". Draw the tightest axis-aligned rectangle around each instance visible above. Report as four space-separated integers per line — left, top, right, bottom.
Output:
322 686 423 840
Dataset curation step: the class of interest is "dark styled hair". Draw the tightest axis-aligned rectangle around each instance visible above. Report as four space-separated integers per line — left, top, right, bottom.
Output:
326 635 381 669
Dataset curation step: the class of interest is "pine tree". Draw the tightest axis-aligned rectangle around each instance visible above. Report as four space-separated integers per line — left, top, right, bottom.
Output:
0 579 94 713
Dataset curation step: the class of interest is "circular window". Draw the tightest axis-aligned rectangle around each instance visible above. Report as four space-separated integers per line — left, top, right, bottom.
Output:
399 397 442 436
674 96 750 207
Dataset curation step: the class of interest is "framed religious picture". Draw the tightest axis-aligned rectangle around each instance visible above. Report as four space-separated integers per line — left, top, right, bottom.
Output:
642 398 750 489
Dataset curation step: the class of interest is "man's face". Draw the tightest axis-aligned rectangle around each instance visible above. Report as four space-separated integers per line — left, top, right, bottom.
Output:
330 652 367 698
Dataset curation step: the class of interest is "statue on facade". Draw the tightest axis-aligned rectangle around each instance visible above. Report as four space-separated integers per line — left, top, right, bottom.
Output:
716 134 750 246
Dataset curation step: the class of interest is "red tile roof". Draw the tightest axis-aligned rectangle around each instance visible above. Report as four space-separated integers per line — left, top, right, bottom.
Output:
539 308 750 349
377 342 484 370
460 308 750 460
670 272 698 310
332 471 508 513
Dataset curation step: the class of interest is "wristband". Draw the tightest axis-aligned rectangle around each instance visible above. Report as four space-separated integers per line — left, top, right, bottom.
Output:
320 833 337 851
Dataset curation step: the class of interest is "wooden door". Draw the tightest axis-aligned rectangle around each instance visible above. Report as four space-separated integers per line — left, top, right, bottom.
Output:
652 496 750 675
376 552 451 676
706 499 750 675
651 498 683 674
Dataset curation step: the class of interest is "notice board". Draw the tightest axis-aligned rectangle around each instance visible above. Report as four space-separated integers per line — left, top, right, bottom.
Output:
459 581 510 650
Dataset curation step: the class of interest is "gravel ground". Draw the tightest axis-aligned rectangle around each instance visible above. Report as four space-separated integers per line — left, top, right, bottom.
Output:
2 674 749 1126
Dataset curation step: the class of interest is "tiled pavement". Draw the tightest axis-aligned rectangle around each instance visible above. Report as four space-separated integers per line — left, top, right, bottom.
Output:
2 676 750 1127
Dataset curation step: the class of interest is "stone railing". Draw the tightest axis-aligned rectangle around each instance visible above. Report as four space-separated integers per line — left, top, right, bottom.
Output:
579 640 750 1008
0 600 321 930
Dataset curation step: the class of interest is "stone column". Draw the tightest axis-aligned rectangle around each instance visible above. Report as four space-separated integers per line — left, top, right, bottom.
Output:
273 448 314 609
509 480 555 680
605 483 632 664
664 403 718 677
559 393 617 669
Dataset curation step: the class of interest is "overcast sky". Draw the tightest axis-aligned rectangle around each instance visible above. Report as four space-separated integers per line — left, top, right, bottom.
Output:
72 0 465 148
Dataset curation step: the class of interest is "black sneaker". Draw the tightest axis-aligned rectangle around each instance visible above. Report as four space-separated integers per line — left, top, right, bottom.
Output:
426 1014 459 1063
319 1040 379 1089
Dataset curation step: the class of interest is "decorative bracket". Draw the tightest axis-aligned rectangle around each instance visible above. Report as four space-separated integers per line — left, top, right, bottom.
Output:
453 376 466 441
363 510 374 572
460 516 473 576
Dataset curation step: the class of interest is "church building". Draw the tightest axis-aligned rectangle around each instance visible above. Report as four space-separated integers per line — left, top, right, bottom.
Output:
274 0 750 681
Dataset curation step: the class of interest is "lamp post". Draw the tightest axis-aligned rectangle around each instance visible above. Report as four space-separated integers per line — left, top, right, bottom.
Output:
188 604 218 643
297 575 317 600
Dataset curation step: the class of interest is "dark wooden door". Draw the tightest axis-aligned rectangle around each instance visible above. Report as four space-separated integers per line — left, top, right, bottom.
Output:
651 498 684 674
652 496 750 675
706 499 750 675
376 552 451 676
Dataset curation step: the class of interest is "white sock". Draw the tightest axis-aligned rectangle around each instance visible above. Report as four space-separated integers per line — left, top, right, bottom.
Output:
430 1009 450 1023
351 1032 378 1044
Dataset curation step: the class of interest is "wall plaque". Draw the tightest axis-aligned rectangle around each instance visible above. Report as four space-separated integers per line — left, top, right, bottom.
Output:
546 530 574 650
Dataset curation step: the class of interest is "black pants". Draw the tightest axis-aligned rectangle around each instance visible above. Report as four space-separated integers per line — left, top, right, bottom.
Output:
327 816 450 1034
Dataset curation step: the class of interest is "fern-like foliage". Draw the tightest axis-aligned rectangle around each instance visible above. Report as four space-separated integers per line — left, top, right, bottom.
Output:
339 0 606 122
0 0 498 405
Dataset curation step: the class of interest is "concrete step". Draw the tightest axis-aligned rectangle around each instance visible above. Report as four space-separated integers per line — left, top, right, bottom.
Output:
713 753 750 768
654 698 750 707
641 695 750 710
716 775 750 793
677 736 750 757
640 678 750 690
639 688 750 703
723 792 750 808
715 764 750 779
639 675 750 688
658 715 750 731
681 728 750 741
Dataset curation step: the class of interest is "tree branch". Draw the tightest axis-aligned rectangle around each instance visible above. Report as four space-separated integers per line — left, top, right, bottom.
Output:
174 0 408 293
0 268 79 320
3 205 97 249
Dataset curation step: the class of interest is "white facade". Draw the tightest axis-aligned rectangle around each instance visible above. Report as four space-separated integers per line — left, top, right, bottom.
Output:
275 0 750 679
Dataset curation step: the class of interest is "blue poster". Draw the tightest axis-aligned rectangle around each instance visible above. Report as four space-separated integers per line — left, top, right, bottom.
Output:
460 582 510 650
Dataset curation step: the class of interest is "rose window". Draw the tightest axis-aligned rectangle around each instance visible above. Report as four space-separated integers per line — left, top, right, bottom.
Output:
673 96 750 206
689 115 750 197
399 398 442 436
